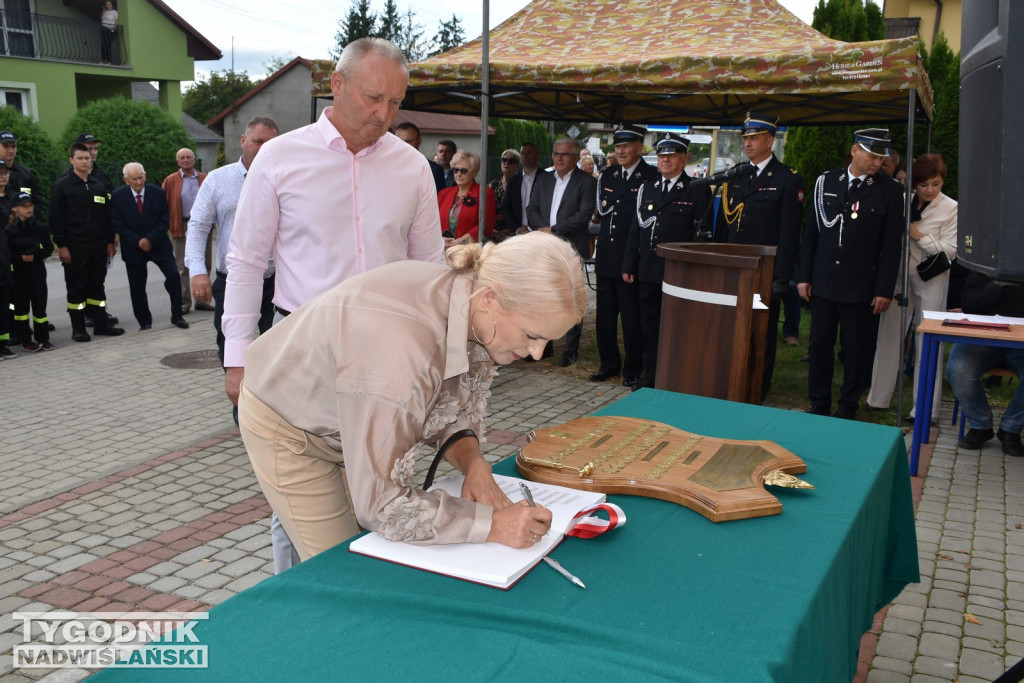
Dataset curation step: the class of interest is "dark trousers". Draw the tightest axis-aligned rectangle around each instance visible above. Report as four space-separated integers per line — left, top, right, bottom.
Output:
0 283 10 344
760 295 782 403
563 322 582 358
63 240 109 311
12 260 48 344
213 271 275 364
595 275 642 379
807 297 881 415
637 281 663 388
125 251 182 327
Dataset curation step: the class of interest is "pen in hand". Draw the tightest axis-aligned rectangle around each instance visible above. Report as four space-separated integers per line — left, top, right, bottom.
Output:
519 482 586 589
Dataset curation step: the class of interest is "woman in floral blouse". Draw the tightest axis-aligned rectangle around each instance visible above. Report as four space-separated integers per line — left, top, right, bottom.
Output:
238 232 585 561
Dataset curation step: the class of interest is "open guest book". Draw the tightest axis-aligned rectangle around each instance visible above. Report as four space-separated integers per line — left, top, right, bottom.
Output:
348 475 606 589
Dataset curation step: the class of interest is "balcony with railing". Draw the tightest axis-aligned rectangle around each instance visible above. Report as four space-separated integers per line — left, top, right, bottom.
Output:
0 9 125 65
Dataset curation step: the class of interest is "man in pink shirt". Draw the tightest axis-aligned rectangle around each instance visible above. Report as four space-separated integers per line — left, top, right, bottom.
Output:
222 37 444 571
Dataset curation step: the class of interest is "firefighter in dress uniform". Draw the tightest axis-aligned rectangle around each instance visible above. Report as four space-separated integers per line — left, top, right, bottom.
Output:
715 111 805 403
624 132 712 390
797 129 903 419
590 123 656 389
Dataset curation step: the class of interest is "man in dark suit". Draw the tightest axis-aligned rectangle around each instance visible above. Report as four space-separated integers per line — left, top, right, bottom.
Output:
504 142 546 232
527 136 597 366
798 129 902 419
436 139 457 188
590 123 655 388
625 133 712 389
716 112 805 402
110 162 188 330
394 122 446 193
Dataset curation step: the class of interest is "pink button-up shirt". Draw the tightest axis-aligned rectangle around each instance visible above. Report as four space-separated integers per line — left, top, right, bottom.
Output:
222 107 444 367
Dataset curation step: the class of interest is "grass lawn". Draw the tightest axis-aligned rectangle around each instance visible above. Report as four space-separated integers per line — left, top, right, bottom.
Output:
515 299 1018 430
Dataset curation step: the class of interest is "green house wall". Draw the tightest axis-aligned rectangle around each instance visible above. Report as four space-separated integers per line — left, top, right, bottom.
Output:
1 0 206 138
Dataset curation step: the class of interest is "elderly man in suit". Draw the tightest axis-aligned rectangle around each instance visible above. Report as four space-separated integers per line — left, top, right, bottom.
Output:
526 136 597 366
162 148 209 315
798 129 903 420
111 162 188 330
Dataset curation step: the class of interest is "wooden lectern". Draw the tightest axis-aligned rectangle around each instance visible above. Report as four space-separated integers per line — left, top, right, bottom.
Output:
655 243 775 404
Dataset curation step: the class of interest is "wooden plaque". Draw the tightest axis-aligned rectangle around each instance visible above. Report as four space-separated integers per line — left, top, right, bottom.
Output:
514 416 811 522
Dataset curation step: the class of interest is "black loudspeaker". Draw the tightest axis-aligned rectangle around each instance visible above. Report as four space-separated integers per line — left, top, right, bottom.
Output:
959 0 1024 282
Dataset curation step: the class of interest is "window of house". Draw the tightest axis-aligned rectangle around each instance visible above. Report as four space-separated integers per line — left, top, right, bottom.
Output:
0 82 37 118
0 0 36 58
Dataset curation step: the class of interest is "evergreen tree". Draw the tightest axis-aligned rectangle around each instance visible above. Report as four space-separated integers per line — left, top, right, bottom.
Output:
332 0 376 60
431 14 466 56
182 70 256 127
784 0 885 185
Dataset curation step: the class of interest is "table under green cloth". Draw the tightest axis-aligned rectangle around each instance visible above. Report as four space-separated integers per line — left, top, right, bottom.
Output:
93 389 918 682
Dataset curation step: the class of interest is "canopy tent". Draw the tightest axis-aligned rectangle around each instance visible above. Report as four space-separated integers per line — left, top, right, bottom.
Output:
308 0 935 424
309 0 934 127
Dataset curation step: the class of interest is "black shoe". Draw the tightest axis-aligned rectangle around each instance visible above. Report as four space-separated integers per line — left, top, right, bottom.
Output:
558 353 578 367
622 377 640 390
997 429 1024 457
958 427 994 450
171 317 190 329
84 315 95 327
0 345 17 359
103 314 119 325
92 325 124 336
72 329 91 342
831 408 856 420
865 405 887 413
806 404 829 416
139 323 152 331
589 370 617 382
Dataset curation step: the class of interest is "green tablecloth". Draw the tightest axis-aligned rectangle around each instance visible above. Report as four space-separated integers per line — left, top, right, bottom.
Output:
94 390 918 682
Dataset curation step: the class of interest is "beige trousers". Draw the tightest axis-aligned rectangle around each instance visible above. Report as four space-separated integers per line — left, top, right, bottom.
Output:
239 385 362 562
867 268 949 415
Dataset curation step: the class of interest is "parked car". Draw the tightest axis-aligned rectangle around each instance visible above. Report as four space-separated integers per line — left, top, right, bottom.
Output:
695 156 735 178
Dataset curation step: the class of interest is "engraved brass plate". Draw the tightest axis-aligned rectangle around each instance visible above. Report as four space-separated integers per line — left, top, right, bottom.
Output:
515 416 811 522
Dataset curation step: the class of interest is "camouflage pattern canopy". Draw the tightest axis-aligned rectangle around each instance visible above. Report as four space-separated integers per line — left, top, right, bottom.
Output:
371 0 934 126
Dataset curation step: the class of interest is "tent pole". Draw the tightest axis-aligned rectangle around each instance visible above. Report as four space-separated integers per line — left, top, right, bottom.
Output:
478 0 491 245
895 89 917 428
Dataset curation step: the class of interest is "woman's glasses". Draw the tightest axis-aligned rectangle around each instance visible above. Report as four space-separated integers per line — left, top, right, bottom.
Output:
501 158 519 164
452 167 471 174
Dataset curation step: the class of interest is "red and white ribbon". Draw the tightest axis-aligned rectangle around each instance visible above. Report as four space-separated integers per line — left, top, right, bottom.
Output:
566 503 626 539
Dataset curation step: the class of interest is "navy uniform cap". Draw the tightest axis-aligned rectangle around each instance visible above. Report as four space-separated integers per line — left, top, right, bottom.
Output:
656 132 690 154
0 158 8 170
12 192 32 207
0 130 16 144
613 123 647 144
75 133 100 144
742 111 779 137
853 128 891 157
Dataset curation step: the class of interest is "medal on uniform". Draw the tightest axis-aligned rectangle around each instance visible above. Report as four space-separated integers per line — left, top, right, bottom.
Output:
602 200 608 207
850 201 859 219
648 203 654 210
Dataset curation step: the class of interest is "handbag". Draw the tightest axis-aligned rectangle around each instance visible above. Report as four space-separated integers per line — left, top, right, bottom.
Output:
916 251 951 281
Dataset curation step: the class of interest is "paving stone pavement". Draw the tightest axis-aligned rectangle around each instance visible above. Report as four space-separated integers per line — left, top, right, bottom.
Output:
3 263 1024 681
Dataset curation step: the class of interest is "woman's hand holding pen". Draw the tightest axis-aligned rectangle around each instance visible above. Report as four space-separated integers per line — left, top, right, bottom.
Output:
486 503 552 548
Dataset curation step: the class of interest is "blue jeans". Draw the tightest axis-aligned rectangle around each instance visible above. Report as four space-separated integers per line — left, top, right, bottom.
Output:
946 343 1024 433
